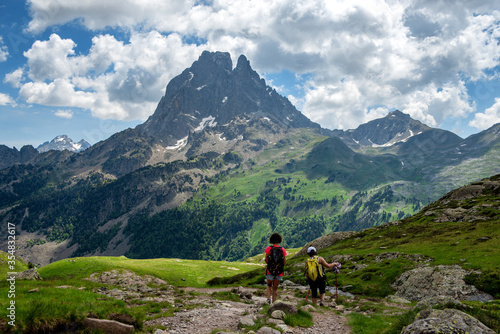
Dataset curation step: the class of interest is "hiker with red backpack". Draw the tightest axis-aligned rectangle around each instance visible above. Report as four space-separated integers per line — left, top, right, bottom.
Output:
305 246 340 306
265 233 287 304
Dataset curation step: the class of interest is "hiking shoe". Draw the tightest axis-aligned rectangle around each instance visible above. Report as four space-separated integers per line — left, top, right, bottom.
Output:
267 298 271 304
319 301 325 307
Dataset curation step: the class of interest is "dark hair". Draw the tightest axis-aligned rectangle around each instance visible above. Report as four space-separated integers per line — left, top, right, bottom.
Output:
269 233 282 244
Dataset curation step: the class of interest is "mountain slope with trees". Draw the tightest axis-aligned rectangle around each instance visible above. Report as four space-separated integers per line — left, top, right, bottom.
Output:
0 51 499 266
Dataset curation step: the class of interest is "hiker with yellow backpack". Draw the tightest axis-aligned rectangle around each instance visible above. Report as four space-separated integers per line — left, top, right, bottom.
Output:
305 246 340 306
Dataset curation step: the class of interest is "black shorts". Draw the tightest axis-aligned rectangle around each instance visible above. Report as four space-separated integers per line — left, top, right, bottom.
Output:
308 277 326 298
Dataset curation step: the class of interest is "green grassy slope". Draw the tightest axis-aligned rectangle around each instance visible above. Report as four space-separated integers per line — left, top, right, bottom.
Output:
0 255 263 333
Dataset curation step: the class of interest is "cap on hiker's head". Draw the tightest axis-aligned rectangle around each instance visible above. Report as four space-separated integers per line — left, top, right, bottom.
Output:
307 246 316 254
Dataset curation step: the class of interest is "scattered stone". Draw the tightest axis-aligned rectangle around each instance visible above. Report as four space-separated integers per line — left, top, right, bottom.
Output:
402 308 495 334
28 288 38 293
301 304 315 312
83 318 134 334
108 313 135 326
271 310 286 320
251 296 269 305
239 316 255 327
233 286 253 299
266 318 285 325
351 264 368 272
154 329 165 334
276 324 292 333
268 301 298 315
256 326 281 334
386 294 411 304
14 268 42 280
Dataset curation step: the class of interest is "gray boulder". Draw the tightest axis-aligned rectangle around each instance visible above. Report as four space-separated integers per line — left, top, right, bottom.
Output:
402 308 495 334
256 327 281 334
14 268 42 280
268 301 298 315
392 265 492 301
83 318 134 334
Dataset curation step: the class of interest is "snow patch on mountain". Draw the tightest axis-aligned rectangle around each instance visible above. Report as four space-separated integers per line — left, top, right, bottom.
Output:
165 136 188 150
194 116 217 132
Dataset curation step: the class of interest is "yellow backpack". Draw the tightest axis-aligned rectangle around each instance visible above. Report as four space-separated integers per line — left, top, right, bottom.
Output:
306 256 324 281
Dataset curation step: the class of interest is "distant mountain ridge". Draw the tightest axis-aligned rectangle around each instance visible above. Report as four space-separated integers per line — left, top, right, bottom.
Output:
37 135 91 153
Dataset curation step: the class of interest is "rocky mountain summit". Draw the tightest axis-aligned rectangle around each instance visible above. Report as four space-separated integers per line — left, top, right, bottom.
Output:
37 135 91 153
138 51 320 146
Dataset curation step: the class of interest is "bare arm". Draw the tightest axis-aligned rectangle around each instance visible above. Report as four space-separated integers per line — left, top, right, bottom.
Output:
318 256 338 269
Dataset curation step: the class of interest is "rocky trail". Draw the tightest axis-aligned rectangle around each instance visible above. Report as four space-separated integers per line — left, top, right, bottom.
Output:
15 262 498 333
145 286 351 334
85 270 355 333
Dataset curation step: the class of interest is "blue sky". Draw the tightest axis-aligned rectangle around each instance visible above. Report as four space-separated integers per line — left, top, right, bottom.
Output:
1 0 499 149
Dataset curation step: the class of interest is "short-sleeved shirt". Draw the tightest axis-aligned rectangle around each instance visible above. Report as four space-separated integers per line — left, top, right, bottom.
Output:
265 245 287 276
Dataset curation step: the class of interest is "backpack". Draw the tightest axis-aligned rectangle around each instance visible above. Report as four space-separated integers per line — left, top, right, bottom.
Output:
267 246 285 276
306 256 324 282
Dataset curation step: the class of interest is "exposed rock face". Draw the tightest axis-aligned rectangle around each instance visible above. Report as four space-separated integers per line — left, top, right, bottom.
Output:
138 51 320 145
402 308 495 334
392 265 492 302
294 231 357 257
14 268 42 280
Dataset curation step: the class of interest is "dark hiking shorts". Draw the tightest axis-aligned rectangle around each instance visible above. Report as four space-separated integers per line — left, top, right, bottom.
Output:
308 277 326 298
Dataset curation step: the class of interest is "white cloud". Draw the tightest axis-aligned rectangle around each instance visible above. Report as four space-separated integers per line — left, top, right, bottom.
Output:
54 109 74 119
470 97 500 130
4 68 24 88
0 37 8 62
17 0 500 131
18 32 205 120
0 93 14 105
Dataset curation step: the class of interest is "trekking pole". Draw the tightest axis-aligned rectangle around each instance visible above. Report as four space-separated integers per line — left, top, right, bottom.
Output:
305 288 310 302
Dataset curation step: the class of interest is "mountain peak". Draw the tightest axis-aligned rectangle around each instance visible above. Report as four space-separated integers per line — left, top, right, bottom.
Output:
37 135 91 153
197 50 232 72
139 51 320 144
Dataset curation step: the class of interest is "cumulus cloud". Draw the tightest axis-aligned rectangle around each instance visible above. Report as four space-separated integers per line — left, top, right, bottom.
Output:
18 31 204 120
16 0 500 130
470 98 500 130
0 93 14 105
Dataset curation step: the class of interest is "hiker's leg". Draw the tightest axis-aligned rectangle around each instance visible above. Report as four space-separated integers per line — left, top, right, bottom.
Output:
272 279 280 302
310 283 319 305
266 279 273 301
318 278 327 306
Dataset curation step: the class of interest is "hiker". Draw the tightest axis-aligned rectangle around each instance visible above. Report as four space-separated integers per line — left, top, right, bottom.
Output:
305 246 340 306
265 233 287 304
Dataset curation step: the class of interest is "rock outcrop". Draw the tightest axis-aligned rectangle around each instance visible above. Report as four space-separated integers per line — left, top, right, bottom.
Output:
294 231 357 257
83 318 134 334
14 268 42 280
402 308 495 334
392 265 493 301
